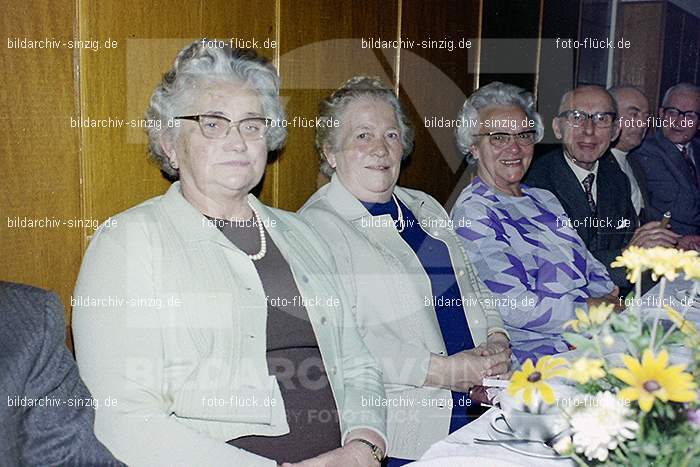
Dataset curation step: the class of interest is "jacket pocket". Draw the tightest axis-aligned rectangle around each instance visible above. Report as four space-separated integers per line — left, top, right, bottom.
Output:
172 375 284 425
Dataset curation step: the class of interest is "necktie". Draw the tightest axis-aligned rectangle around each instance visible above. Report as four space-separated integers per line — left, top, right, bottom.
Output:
582 173 596 212
680 146 698 186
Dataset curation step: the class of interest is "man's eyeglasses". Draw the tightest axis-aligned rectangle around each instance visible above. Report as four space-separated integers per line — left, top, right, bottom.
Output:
557 110 618 128
175 115 272 140
661 107 700 122
474 130 538 148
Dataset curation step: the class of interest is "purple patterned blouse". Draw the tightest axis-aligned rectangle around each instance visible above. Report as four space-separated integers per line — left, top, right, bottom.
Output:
450 177 615 363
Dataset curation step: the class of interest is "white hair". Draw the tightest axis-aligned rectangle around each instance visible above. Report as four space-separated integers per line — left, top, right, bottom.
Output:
315 76 414 177
455 81 544 164
661 82 700 107
145 40 286 177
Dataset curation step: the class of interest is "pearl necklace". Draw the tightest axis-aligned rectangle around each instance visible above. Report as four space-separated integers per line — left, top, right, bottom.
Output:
247 201 267 261
392 194 405 233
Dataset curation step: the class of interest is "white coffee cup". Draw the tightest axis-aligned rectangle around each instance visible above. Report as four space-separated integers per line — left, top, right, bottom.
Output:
497 384 578 441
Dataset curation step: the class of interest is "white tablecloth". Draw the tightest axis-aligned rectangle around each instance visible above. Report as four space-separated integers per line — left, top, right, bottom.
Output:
410 408 573 466
638 277 699 323
413 278 699 465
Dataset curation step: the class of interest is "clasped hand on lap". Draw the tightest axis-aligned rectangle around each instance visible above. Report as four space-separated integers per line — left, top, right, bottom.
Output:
426 335 512 393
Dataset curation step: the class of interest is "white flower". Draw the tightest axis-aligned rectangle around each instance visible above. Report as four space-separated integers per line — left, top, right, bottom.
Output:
569 391 638 462
602 334 615 349
552 435 573 455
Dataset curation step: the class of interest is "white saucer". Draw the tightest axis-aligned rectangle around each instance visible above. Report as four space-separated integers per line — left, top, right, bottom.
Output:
488 414 571 460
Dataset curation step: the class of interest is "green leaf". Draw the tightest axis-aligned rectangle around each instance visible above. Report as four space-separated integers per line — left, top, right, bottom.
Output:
641 443 660 456
562 332 595 351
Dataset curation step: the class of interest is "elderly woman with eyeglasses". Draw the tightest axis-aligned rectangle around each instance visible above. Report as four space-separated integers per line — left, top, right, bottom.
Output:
450 82 618 364
299 76 512 466
72 41 386 467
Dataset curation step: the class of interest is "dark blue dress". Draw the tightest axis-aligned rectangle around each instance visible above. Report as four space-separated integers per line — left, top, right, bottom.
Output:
363 197 480 465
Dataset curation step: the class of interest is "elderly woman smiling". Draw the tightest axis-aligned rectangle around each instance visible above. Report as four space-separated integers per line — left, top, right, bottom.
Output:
72 42 386 467
299 77 512 465
450 81 619 363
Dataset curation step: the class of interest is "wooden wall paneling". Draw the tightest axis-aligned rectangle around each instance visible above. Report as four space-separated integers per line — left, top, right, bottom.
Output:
660 3 684 105
278 0 399 211
696 16 700 86
78 0 201 242
537 0 580 150
1 0 82 329
678 12 699 85
397 0 480 208
613 2 665 108
576 0 611 86
479 0 544 163
696 17 700 86
480 0 541 93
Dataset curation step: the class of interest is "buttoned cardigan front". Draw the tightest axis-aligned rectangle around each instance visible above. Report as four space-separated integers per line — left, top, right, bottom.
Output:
73 181 386 467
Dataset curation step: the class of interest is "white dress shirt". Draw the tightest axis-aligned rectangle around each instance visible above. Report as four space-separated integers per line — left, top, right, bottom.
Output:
611 147 644 215
564 151 599 203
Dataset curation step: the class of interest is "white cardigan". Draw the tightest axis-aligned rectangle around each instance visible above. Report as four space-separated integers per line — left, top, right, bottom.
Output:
299 175 507 460
72 182 386 467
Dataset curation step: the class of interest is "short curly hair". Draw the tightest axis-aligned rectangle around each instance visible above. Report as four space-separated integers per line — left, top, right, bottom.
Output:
455 81 543 164
145 39 287 177
315 76 414 177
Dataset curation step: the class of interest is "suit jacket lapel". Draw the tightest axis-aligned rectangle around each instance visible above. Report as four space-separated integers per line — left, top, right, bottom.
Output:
550 149 591 220
691 141 700 185
547 149 595 244
657 132 697 189
627 153 649 209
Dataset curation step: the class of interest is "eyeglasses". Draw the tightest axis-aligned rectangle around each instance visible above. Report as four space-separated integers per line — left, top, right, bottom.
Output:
662 107 700 122
474 130 538 148
557 110 618 128
174 115 271 140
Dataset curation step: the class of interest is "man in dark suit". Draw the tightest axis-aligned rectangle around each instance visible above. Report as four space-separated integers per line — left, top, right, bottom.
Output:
0 281 124 466
608 86 650 221
525 85 679 293
630 83 700 248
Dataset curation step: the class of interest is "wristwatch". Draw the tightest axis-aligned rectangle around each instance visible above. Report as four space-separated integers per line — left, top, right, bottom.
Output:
350 438 386 462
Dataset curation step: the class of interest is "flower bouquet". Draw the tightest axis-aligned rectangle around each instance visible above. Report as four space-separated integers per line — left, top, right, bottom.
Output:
506 247 700 465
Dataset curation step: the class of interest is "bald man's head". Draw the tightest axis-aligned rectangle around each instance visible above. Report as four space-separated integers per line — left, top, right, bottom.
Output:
553 86 621 169
660 83 700 145
609 86 650 152
558 85 618 115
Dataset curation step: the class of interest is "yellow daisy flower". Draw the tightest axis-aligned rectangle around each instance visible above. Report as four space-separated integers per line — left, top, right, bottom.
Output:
664 305 698 336
507 356 569 407
564 308 590 332
681 255 700 280
610 349 697 413
589 303 614 325
566 358 606 384
564 303 613 332
612 247 697 283
611 246 648 284
644 247 696 281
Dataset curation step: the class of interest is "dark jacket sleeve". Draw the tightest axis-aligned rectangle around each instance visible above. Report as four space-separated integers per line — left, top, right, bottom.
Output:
523 155 554 192
630 141 700 234
20 290 125 467
593 245 630 291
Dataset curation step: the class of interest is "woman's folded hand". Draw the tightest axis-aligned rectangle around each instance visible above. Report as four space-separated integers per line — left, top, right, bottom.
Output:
281 442 377 467
476 332 511 356
426 347 512 392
